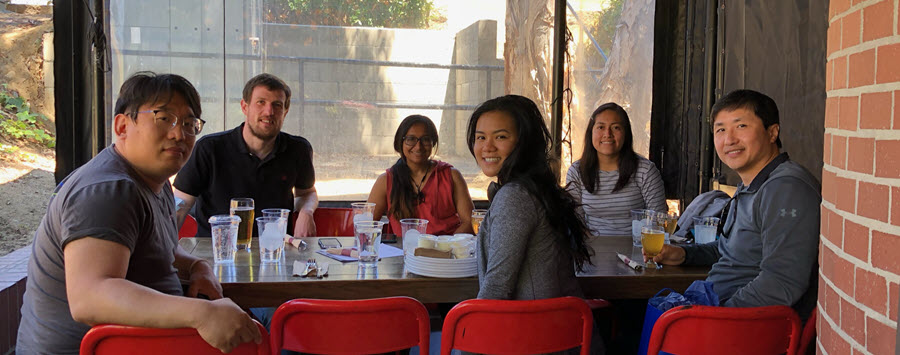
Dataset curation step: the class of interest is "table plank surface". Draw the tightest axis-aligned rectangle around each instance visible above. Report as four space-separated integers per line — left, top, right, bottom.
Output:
181 236 709 307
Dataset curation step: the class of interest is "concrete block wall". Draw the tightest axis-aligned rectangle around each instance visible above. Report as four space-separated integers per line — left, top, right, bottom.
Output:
441 20 504 156
108 0 251 134
261 22 498 156
821 0 900 353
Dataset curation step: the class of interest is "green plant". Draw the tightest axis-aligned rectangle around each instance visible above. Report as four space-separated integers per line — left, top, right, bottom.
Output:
0 85 55 148
267 0 437 29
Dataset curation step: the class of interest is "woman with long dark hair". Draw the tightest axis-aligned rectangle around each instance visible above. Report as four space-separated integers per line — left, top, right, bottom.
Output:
566 103 666 236
467 95 593 300
367 114 474 235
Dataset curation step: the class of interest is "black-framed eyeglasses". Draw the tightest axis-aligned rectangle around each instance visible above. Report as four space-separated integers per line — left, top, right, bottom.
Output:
402 135 434 147
132 109 205 136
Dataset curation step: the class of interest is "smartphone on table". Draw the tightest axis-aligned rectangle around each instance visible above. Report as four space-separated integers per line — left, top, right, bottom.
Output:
317 238 342 249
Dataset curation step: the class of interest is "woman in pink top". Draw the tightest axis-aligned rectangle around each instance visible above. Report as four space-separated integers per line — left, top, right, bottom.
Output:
367 115 475 235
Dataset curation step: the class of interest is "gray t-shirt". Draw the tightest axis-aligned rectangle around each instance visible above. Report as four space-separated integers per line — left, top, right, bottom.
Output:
17 146 183 355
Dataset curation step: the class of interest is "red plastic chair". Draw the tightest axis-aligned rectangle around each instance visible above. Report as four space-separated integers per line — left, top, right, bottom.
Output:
440 296 594 355
311 207 354 236
270 296 430 354
796 307 817 355
80 320 269 355
647 305 802 355
178 214 198 239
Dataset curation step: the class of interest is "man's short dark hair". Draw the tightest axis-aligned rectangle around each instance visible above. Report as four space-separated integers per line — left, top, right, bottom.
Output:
710 89 782 148
242 73 292 109
114 71 202 118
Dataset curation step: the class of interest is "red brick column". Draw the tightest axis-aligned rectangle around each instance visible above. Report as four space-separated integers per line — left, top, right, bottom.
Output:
822 0 900 354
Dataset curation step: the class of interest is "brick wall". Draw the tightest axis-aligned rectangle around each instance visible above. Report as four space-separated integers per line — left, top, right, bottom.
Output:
822 0 900 354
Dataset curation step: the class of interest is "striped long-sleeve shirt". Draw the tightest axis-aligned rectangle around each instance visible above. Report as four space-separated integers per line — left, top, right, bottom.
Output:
565 156 667 236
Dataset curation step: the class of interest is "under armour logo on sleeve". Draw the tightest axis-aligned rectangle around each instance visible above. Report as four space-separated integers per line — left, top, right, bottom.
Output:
779 208 797 218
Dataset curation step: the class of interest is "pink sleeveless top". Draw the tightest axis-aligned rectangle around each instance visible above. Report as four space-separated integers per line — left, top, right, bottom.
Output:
385 161 461 235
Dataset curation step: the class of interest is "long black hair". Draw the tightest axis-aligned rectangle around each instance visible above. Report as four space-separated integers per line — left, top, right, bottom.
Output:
388 114 439 220
466 95 592 271
577 102 638 193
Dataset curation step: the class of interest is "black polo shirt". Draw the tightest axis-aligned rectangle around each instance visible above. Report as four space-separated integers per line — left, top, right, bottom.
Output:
174 123 315 238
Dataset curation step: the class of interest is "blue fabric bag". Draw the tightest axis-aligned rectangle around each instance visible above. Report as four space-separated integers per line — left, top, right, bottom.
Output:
637 281 720 355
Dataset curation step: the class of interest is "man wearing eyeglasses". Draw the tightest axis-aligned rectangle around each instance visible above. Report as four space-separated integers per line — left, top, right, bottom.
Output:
17 72 261 355
174 73 318 239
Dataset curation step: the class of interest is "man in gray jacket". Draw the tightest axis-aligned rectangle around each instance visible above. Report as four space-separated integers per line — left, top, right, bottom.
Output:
648 89 820 319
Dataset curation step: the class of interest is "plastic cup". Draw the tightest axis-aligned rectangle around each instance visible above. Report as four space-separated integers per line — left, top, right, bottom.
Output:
631 209 657 247
354 220 385 268
692 216 720 244
351 202 376 223
262 208 291 235
400 218 429 255
208 215 241 264
256 217 287 263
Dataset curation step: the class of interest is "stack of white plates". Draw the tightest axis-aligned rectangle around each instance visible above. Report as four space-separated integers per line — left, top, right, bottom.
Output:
405 254 477 278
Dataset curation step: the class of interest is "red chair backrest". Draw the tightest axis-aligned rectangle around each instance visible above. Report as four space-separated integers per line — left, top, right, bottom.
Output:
80 320 269 355
796 307 817 355
440 296 594 355
647 305 801 355
270 297 430 355
311 207 354 236
179 214 198 239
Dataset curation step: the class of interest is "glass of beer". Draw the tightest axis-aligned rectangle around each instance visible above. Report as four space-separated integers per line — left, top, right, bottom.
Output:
641 225 665 269
660 211 678 243
471 209 487 234
230 198 255 250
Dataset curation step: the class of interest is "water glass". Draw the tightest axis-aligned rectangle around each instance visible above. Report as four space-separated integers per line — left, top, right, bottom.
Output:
471 209 488 234
262 208 291 235
229 198 255 250
256 217 287 263
208 215 240 264
355 220 386 268
400 218 429 255
631 209 657 246
693 216 720 244
351 202 376 223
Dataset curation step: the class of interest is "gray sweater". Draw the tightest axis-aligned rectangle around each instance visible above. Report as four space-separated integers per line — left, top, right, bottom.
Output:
476 182 583 300
682 154 820 318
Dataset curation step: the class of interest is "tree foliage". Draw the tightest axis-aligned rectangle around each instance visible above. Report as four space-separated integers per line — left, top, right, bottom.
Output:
265 0 438 29
581 0 625 66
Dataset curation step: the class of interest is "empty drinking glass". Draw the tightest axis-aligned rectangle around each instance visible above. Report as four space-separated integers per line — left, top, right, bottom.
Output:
351 202 376 223
631 209 657 247
400 218 428 255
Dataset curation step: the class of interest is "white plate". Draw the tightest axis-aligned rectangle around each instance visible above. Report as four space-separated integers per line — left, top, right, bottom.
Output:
407 264 477 278
405 257 475 268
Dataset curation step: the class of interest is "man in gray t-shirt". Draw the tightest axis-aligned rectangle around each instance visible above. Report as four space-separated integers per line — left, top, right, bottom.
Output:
16 72 260 355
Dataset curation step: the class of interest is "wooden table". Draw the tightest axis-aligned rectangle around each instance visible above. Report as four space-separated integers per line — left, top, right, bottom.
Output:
180 236 709 307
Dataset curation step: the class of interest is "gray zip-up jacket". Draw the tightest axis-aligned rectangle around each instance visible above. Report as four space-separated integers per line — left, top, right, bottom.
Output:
682 153 821 319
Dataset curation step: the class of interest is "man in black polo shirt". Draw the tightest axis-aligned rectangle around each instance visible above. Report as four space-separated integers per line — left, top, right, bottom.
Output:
174 73 318 238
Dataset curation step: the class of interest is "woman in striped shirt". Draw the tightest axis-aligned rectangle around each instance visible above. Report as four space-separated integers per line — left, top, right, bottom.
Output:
566 102 666 236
